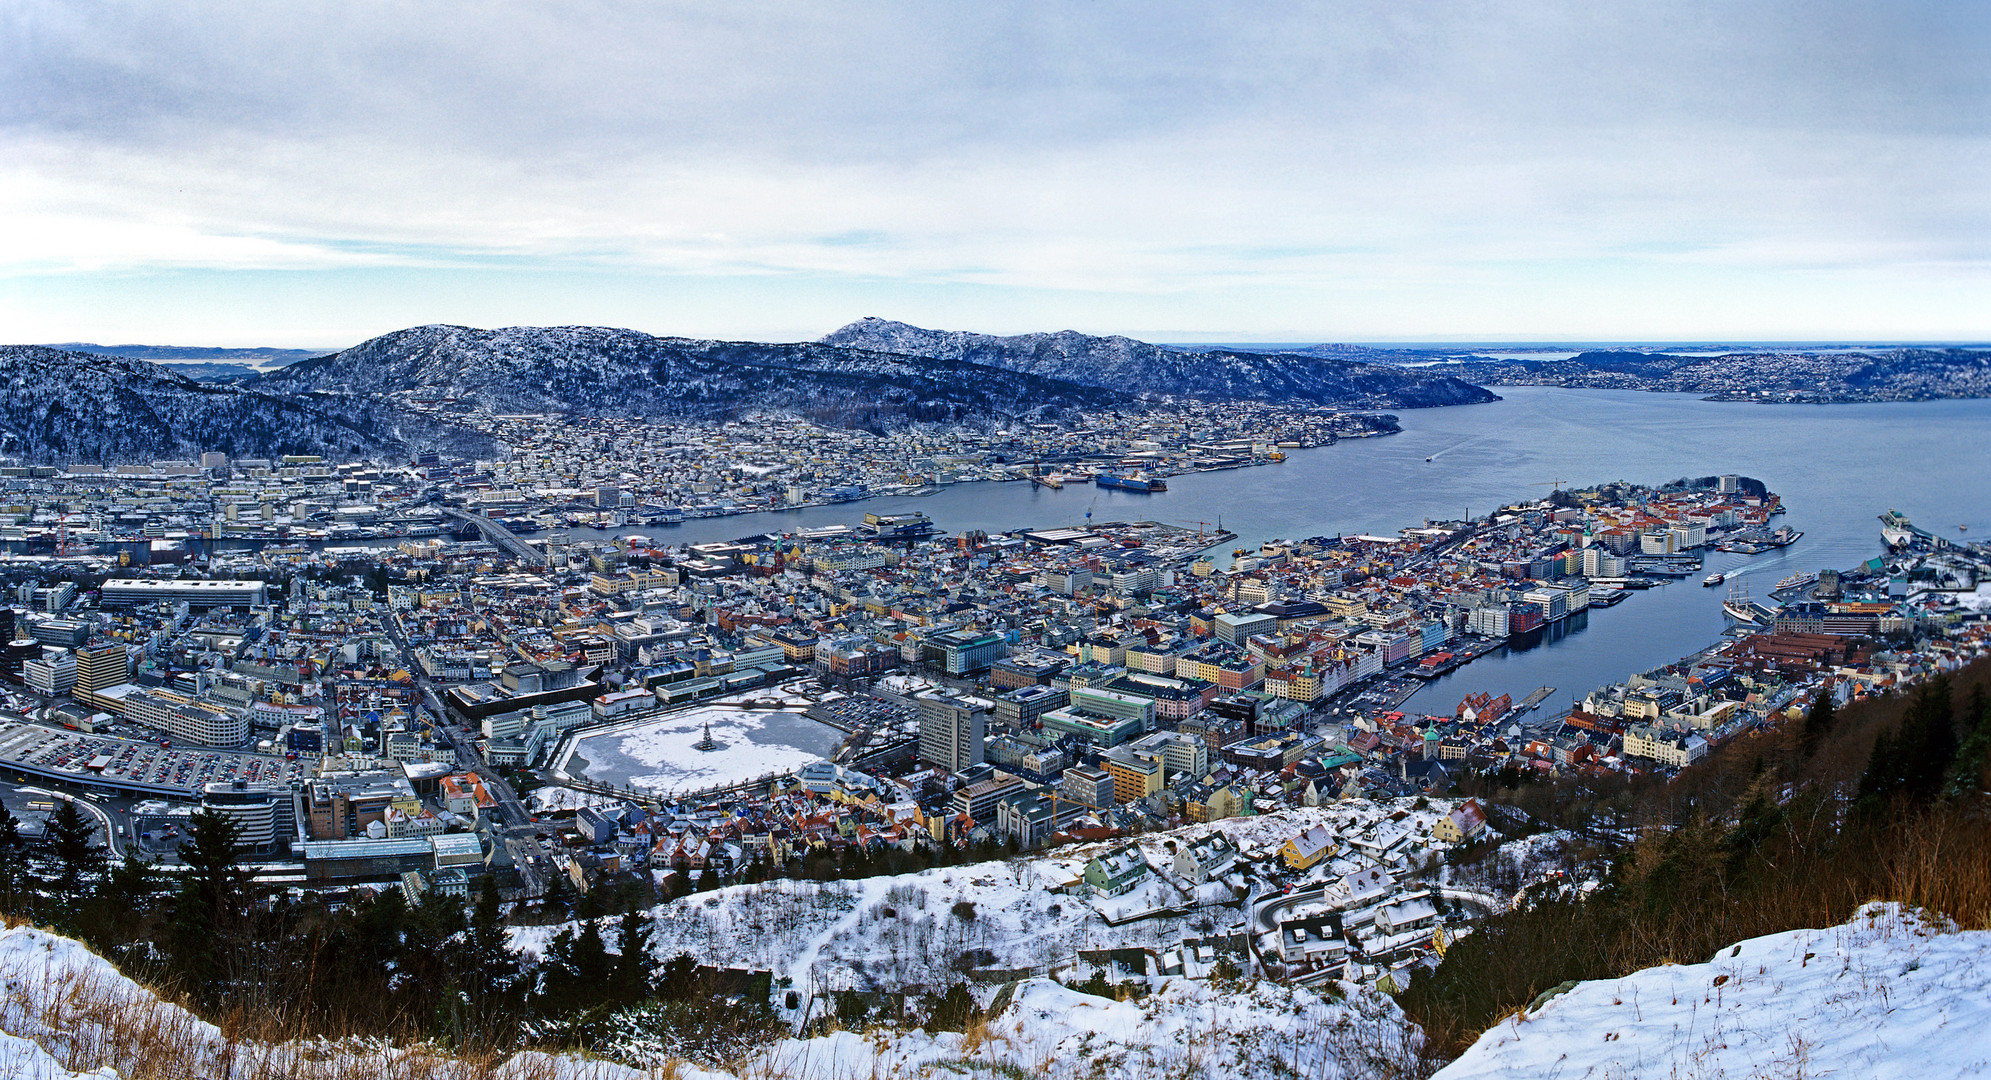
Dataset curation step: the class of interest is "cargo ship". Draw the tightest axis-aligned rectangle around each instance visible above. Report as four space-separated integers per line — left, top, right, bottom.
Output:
1094 473 1167 493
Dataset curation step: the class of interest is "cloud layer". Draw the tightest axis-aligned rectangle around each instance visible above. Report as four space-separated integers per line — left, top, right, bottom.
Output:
3 1 1986 344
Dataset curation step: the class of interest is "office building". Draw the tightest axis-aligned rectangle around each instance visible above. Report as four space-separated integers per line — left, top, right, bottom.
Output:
917 694 986 773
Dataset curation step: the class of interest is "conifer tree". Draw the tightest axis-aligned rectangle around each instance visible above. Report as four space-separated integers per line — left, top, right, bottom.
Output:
167 810 253 1007
1898 676 1956 803
45 799 105 915
464 875 519 989
541 869 573 919
87 853 164 955
609 907 655 1006
1800 690 1836 757
0 802 31 918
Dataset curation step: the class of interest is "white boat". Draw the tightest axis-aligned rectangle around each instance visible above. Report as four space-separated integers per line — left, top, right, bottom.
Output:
1702 572 1725 587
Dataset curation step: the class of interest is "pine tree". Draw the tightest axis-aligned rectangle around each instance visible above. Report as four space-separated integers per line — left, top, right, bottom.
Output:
463 875 519 989
1898 676 1956 803
167 810 253 1008
1800 690 1836 757
541 869 573 919
536 927 578 1010
608 908 655 1006
86 853 164 955
0 802 30 918
569 918 612 1010
655 952 698 1001
44 799 106 916
1857 729 1899 804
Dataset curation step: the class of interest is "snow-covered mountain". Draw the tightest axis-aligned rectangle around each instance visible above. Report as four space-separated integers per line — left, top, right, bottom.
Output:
822 317 1500 408
1432 903 1991 1080
254 324 1131 428
0 345 484 463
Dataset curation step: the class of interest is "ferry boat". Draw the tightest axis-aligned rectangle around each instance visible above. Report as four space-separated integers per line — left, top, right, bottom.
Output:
1094 472 1167 493
1774 572 1818 592
1880 509 1921 548
1702 572 1725 587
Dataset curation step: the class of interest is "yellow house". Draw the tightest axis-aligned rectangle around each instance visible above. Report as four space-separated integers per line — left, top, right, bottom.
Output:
1281 824 1335 871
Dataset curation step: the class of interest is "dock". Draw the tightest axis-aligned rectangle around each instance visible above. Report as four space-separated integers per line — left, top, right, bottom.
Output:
1519 686 1556 711
1030 475 1064 490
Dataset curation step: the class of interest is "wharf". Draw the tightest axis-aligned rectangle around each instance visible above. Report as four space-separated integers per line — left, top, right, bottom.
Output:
1518 686 1556 711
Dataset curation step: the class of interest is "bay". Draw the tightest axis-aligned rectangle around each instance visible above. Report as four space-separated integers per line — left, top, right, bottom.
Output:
641 387 1991 716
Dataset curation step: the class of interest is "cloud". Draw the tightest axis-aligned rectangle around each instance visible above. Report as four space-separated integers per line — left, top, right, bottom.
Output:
1 1 1986 339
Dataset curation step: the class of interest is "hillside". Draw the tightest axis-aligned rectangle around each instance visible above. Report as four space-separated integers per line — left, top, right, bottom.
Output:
0 345 488 463
1400 659 1991 1058
1436 347 1991 402
252 324 1132 429
1432 903 1991 1080
821 318 1499 408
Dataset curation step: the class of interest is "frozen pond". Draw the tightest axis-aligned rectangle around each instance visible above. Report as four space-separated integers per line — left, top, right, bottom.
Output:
565 702 846 795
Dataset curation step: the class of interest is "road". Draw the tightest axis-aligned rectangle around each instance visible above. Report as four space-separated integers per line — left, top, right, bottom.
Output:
413 673 545 897
17 784 124 859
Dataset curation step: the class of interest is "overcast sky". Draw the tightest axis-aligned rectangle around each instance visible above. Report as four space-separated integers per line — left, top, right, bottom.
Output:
2 2 1986 347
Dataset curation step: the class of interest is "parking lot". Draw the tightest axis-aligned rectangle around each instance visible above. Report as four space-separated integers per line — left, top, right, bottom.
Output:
0 719 300 798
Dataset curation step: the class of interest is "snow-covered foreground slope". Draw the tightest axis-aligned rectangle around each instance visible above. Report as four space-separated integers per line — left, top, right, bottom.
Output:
659 976 1419 1080
1433 902 1991 1080
0 924 642 1079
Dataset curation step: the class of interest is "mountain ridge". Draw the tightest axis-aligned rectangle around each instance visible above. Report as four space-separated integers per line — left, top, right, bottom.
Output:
249 323 1134 430
821 317 1500 408
0 345 487 463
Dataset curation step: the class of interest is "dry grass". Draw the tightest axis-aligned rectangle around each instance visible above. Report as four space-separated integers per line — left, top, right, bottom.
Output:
0 936 678 1080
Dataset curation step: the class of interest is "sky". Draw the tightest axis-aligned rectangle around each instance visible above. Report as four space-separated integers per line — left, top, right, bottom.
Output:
2 2 1987 348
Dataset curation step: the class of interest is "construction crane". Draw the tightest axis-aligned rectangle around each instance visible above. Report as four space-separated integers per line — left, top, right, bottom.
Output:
1539 478 1569 493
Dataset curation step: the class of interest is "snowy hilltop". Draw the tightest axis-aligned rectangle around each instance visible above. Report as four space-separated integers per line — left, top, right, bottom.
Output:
1432 902 1991 1080
821 317 1499 408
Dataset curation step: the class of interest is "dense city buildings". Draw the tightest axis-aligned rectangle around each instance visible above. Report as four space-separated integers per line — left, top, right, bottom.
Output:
0 444 1978 929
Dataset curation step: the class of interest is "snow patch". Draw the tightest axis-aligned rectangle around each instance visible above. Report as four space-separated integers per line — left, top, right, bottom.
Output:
1434 902 1991 1080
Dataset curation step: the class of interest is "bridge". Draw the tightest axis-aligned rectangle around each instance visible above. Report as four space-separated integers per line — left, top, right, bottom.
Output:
437 507 548 565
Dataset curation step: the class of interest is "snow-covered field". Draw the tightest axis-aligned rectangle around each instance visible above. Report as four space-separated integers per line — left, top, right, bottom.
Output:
566 703 844 794
1433 902 1991 1080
